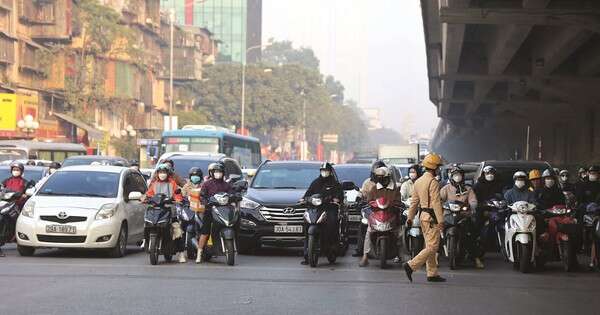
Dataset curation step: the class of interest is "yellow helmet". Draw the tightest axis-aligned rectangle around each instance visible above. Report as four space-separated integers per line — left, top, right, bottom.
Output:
529 169 542 180
422 153 443 170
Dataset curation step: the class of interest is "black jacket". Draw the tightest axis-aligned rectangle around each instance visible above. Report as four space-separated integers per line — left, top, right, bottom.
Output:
576 180 600 204
304 176 343 202
473 177 505 203
534 186 565 210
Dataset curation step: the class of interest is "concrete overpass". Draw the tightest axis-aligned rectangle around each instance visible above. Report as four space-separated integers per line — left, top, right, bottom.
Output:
421 0 600 167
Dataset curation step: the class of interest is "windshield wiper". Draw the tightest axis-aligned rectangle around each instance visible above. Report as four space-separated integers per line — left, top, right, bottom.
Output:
73 193 111 198
272 186 299 189
39 192 110 197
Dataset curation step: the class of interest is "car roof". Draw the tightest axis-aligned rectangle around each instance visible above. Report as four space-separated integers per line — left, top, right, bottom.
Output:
482 160 550 167
64 155 125 161
60 165 126 174
158 152 226 161
0 165 48 170
334 163 371 168
264 160 323 165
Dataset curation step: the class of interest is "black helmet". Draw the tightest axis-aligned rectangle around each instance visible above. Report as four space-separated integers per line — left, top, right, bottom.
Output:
370 159 388 181
589 165 600 173
49 162 61 169
10 162 24 172
130 159 139 167
208 162 225 178
26 160 36 166
319 162 333 171
449 165 464 176
189 167 203 178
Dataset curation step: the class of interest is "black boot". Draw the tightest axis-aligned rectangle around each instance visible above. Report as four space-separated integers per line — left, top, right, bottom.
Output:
403 263 413 282
427 275 446 282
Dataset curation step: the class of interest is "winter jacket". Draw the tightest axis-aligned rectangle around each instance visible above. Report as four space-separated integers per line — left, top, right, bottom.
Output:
360 179 401 204
400 179 415 202
473 177 505 203
534 186 565 210
440 183 478 213
575 180 600 204
304 176 343 202
147 178 183 202
504 186 536 205
200 178 232 204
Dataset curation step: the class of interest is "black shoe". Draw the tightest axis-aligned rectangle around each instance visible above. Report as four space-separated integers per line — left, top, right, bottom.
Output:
427 276 446 282
403 263 413 282
301 259 308 265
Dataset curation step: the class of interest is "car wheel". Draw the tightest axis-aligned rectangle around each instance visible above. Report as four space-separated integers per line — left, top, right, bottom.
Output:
108 224 128 258
17 245 35 257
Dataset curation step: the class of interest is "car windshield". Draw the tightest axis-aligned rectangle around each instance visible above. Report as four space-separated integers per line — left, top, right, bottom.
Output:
334 166 371 188
485 163 551 190
0 168 45 183
169 159 214 180
38 171 120 198
62 158 126 167
252 163 320 189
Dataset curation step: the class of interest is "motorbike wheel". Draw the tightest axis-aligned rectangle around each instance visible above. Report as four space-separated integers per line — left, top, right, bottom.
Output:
447 235 457 270
149 235 159 265
379 238 387 269
17 245 35 257
308 235 318 268
562 241 578 272
519 243 531 273
225 239 235 266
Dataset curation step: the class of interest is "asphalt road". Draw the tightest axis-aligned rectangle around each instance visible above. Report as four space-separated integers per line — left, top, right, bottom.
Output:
0 244 599 315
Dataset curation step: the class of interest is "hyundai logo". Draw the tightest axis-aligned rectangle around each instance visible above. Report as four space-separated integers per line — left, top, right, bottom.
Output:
57 212 68 220
283 207 296 214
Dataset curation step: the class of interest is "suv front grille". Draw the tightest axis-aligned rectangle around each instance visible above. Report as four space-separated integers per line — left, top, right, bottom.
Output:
259 207 306 224
40 216 88 224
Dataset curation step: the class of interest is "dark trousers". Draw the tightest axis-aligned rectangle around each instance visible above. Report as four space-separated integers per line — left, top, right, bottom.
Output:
304 209 339 258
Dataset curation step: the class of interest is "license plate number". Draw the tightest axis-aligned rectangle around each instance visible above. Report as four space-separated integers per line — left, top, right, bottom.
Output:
274 225 302 233
45 225 76 234
348 215 362 222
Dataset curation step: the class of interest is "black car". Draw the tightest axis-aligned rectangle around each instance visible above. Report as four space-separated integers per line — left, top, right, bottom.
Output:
473 160 553 190
62 155 130 167
238 161 348 252
333 164 371 241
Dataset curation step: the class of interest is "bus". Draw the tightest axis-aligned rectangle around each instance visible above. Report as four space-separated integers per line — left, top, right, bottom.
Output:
161 125 261 169
0 140 87 163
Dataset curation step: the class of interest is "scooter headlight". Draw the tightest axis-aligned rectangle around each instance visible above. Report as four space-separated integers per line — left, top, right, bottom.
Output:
215 194 229 206
2 192 15 200
21 200 35 218
449 204 461 212
311 197 322 207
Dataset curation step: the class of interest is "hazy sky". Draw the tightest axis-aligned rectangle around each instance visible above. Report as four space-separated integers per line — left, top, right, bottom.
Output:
262 0 439 136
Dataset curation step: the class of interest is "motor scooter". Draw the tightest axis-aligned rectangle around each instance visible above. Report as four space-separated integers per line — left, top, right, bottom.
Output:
481 197 509 259
504 201 537 273
442 200 470 270
583 203 600 270
144 194 177 265
362 197 400 269
402 198 423 259
537 205 580 272
303 194 340 267
0 189 22 248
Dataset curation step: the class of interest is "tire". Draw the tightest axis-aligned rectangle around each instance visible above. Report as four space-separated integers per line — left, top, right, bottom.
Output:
187 236 197 260
379 237 387 269
519 243 531 273
149 234 159 265
447 235 457 270
308 234 318 268
17 245 35 257
562 241 578 272
164 254 173 262
225 239 235 266
108 224 127 258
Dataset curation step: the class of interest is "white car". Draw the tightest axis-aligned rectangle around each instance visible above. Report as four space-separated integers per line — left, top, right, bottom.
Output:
16 165 147 257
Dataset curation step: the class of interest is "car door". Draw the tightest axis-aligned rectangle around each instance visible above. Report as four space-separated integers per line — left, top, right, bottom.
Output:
122 172 145 240
130 172 148 240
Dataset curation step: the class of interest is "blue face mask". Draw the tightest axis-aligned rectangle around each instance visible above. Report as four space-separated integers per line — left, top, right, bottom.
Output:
190 175 202 184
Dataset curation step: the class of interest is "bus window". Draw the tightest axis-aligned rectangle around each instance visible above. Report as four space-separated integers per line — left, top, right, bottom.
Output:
251 143 261 167
38 151 52 161
53 151 66 162
232 146 252 169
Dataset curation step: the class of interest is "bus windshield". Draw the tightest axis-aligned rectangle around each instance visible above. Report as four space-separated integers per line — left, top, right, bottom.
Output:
163 137 219 153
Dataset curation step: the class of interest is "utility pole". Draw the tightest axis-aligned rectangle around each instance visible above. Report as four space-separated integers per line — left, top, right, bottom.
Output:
168 8 175 131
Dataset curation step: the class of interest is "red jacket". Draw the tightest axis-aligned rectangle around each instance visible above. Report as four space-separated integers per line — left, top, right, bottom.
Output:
2 176 28 194
147 178 183 202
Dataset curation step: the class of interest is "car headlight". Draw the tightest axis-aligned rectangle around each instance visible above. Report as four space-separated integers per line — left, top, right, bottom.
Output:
96 203 117 220
240 197 260 209
21 200 35 218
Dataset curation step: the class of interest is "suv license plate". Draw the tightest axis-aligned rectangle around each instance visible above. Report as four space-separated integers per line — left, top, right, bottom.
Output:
348 215 362 222
46 225 76 234
274 225 302 233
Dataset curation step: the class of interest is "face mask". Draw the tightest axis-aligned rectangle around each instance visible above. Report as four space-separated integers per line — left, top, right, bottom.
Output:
409 172 417 180
560 176 568 182
515 180 526 189
545 179 555 188
320 170 331 178
12 170 21 177
452 174 463 183
190 175 201 184
590 174 598 182
214 172 224 180
158 173 168 181
485 174 495 181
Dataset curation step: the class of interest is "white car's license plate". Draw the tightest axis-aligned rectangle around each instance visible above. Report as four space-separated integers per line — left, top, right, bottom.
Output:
274 225 302 233
46 225 76 234
348 215 362 222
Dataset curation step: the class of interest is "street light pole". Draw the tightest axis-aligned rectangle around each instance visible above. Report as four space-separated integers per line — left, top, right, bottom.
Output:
169 8 175 131
241 43 271 134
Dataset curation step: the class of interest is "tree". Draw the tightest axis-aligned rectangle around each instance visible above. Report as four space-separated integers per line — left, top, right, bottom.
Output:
325 75 345 105
175 109 208 127
262 40 320 70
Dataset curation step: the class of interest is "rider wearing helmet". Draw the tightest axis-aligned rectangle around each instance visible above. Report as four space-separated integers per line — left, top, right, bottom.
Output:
0 162 33 257
473 166 505 203
440 166 483 268
48 162 61 175
130 160 140 172
576 166 600 205
529 169 543 191
400 164 421 202
196 162 232 263
300 162 343 265
504 171 536 205
182 167 204 198
145 164 182 202
558 170 574 192
534 169 565 211
163 159 185 187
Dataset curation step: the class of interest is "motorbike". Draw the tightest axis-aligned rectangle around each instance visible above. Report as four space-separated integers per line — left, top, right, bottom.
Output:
0 189 22 247
303 194 341 267
362 197 400 269
481 197 509 259
442 200 470 270
175 200 198 260
144 194 177 265
402 198 424 259
537 205 580 272
583 203 600 269
504 201 537 273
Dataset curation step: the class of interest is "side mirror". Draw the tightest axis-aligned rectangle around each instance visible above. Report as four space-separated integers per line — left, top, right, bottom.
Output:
341 180 358 191
25 187 36 197
128 191 143 201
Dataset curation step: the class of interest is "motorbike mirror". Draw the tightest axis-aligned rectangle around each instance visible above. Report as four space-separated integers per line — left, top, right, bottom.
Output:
234 180 248 191
25 187 36 197
128 191 142 201
341 181 358 191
